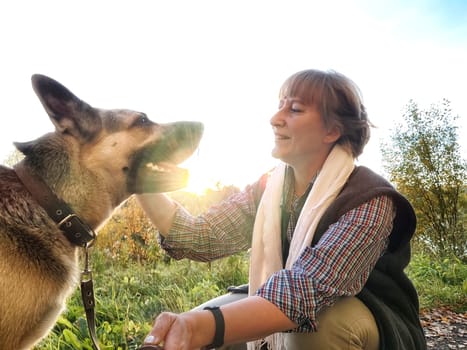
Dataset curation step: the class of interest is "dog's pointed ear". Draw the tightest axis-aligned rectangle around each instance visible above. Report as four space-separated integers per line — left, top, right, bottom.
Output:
31 74 102 142
14 140 35 156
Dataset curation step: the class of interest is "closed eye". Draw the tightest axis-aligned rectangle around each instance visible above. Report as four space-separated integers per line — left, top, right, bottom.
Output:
291 107 303 113
278 99 304 113
290 103 305 113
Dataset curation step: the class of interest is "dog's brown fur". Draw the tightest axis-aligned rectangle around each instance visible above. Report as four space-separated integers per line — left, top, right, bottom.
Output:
0 75 203 349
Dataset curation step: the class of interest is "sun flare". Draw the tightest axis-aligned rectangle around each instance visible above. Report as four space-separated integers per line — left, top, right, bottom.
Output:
181 158 218 194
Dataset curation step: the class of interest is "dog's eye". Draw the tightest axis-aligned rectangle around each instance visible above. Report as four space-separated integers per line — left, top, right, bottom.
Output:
134 114 151 127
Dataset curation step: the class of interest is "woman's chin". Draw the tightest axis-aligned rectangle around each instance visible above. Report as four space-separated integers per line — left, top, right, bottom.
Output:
271 148 287 161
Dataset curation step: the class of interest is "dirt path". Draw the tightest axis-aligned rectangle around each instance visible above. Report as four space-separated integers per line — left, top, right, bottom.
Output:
421 307 466 349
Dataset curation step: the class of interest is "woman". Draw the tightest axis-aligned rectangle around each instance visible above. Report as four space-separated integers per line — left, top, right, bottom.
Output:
137 69 426 350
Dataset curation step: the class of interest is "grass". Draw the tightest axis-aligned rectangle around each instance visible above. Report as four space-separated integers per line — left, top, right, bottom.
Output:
34 250 249 350
405 253 467 312
33 248 466 349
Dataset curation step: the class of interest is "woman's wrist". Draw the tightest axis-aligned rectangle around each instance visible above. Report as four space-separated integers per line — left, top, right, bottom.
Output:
179 309 221 349
136 193 177 236
202 306 225 349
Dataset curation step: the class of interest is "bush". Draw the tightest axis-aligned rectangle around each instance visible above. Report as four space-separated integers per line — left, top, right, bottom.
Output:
406 252 467 311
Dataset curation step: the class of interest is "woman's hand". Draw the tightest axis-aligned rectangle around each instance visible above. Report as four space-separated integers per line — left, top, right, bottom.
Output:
142 296 296 349
143 311 213 350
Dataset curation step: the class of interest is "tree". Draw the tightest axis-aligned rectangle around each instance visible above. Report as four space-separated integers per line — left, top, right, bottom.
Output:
381 99 466 260
96 196 165 265
2 149 24 166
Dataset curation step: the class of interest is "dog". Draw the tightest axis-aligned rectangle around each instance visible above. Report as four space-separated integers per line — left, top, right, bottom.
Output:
0 74 203 349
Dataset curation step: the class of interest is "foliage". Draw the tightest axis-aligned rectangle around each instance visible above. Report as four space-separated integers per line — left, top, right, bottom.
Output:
1 148 24 166
95 197 164 266
34 249 249 350
406 253 467 312
381 99 466 260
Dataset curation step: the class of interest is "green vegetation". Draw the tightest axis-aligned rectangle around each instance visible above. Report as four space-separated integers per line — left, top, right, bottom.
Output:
381 99 466 260
35 246 249 349
406 253 467 312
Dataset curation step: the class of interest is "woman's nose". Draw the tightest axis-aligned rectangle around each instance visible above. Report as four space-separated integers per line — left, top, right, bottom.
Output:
270 111 286 128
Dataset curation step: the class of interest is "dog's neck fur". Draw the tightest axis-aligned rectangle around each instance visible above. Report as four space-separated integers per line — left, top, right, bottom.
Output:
16 135 124 230
14 160 97 247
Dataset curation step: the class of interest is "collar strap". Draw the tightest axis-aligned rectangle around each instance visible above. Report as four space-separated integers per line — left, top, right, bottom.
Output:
14 161 96 247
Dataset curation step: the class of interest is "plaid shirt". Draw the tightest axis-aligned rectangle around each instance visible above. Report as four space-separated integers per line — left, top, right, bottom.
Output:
161 178 395 332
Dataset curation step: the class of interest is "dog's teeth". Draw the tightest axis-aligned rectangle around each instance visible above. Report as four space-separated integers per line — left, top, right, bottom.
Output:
146 162 170 172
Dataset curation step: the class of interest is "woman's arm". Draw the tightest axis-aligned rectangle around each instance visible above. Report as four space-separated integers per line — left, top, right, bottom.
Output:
136 193 177 236
136 184 260 261
144 296 296 349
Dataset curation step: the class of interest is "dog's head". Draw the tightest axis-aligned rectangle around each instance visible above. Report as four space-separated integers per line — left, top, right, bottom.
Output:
15 75 203 200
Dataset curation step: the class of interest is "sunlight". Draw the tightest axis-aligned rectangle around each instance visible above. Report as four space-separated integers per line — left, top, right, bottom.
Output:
184 168 216 194
181 157 219 195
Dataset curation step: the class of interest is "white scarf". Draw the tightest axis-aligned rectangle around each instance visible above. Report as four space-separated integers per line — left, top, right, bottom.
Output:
248 145 355 349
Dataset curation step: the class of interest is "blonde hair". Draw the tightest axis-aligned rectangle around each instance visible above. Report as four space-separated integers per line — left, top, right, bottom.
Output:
279 69 371 158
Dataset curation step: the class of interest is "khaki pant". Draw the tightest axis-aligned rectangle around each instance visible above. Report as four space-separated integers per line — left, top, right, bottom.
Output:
194 293 379 350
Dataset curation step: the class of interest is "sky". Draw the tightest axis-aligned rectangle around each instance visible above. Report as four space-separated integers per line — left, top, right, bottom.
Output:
0 0 466 192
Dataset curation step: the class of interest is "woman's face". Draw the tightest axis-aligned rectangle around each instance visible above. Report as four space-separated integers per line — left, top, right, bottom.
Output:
270 97 340 167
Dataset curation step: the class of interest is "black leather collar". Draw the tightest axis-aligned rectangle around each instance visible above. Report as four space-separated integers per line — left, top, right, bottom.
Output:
14 161 96 247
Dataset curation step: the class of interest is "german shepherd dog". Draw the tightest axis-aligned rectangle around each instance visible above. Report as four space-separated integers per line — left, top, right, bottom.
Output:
0 75 203 349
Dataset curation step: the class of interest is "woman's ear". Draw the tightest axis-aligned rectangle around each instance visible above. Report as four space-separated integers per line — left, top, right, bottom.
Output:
323 125 341 144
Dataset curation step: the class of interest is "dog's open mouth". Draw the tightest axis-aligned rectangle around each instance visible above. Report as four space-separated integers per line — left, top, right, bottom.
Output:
129 160 190 194
127 121 204 194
